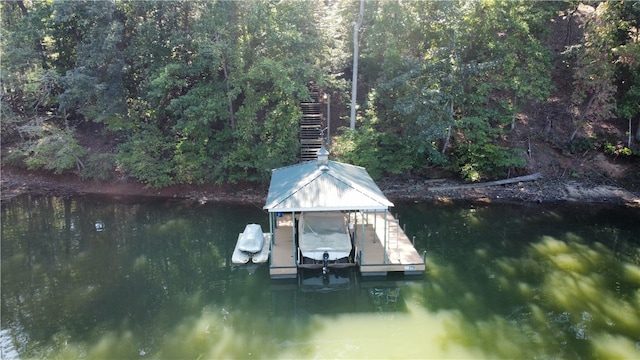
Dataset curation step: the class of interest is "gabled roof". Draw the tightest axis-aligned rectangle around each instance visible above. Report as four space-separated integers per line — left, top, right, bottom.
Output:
263 160 394 212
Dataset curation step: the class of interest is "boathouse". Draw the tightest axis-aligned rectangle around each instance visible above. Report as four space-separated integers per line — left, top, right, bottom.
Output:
263 148 426 279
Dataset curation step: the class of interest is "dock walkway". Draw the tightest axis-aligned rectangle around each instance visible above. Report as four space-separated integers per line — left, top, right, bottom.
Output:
270 223 297 279
358 211 425 276
269 212 425 279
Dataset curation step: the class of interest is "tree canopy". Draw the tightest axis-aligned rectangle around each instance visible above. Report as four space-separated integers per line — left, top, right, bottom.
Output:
2 0 638 186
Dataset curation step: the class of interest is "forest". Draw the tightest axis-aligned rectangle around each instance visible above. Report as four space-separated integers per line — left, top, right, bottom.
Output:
2 0 639 188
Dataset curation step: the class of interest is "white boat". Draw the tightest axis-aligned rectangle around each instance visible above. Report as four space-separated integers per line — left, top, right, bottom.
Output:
231 235 251 264
238 224 264 253
298 212 352 262
251 233 271 263
232 224 271 264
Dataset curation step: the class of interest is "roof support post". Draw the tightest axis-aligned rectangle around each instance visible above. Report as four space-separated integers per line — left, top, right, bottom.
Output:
269 212 273 235
269 212 274 268
360 209 365 265
373 210 377 243
383 209 388 264
291 211 296 266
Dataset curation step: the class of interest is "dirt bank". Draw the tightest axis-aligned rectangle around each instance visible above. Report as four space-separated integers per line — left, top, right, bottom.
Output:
2 165 639 207
378 176 640 207
0 166 266 204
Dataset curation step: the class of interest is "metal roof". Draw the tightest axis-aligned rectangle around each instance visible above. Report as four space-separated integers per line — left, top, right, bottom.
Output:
263 160 394 212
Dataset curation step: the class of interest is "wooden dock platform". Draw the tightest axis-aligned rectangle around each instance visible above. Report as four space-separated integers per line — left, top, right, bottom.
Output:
270 224 297 279
357 211 426 276
269 212 425 279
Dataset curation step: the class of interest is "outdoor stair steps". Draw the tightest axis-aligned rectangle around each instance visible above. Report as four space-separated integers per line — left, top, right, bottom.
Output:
299 84 324 162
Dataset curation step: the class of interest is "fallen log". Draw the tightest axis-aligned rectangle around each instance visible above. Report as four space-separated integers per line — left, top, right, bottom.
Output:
428 173 542 191
423 178 447 184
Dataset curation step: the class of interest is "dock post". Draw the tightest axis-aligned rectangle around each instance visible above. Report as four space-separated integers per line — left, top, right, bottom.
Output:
271 212 275 243
397 218 400 249
361 209 365 260
291 211 296 267
269 212 274 268
383 209 388 264
373 210 377 243
360 209 365 264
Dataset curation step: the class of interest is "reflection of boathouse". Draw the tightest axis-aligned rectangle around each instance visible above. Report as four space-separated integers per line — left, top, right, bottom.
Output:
263 147 426 279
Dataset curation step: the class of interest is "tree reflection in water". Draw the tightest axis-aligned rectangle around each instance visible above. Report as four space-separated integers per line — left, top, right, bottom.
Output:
1 195 639 359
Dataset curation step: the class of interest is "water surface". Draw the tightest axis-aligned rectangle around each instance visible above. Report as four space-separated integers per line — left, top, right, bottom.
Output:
2 195 639 359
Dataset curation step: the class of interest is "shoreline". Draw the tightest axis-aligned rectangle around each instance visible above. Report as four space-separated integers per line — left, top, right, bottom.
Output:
381 178 640 207
2 166 639 207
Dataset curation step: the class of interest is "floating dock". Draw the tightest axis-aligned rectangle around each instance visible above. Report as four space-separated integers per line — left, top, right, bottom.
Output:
269 212 425 279
359 211 426 276
263 148 426 280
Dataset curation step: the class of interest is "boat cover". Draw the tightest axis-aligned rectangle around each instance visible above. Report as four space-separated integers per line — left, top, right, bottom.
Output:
232 232 271 265
231 233 251 264
238 224 264 253
251 233 271 263
298 212 351 261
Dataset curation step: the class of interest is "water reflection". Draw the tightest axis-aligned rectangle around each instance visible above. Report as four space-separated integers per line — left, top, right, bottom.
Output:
397 202 640 359
1 195 639 359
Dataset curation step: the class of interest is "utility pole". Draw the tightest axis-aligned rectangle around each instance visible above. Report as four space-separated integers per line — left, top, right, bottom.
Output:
350 0 364 130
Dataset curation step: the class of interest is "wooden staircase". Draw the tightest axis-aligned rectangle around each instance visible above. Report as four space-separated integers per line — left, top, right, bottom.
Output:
299 84 324 162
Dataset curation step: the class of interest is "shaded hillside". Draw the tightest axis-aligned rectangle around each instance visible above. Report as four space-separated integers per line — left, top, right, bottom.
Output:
515 4 639 191
1 1 638 194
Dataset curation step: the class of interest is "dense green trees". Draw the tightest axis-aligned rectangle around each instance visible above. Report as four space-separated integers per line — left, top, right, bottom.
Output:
568 1 640 153
2 0 638 186
115 1 327 185
335 0 557 181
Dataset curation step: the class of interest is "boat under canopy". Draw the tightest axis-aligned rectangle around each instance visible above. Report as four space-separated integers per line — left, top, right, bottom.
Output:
298 211 352 262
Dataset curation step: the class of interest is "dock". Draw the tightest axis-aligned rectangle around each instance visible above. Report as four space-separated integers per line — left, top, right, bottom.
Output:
263 150 426 280
269 212 425 279
270 223 298 279
359 211 426 276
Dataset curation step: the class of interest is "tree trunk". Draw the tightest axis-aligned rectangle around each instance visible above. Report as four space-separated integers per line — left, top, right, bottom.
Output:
571 92 597 142
441 101 453 155
544 115 552 134
628 118 632 148
220 50 236 130
511 95 517 130
442 126 451 155
349 0 364 130
564 7 577 46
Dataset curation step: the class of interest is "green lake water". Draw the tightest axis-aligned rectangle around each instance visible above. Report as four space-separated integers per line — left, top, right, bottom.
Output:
1 194 639 359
